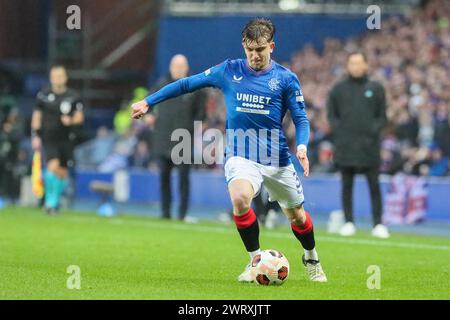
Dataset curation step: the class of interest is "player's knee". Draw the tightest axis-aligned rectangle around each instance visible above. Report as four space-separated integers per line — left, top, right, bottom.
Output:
290 207 306 226
231 193 252 215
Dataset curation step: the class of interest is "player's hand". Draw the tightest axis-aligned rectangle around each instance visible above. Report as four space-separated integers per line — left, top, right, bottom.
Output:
296 147 309 177
131 100 150 120
32 136 41 151
61 115 72 126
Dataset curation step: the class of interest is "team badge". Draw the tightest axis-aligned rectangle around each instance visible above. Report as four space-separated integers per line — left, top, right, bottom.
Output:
268 78 280 91
60 100 72 114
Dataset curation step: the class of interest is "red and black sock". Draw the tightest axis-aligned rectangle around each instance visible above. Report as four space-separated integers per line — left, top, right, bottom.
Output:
233 208 260 252
291 211 315 250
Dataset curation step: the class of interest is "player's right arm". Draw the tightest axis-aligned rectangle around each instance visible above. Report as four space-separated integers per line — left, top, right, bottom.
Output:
132 60 229 119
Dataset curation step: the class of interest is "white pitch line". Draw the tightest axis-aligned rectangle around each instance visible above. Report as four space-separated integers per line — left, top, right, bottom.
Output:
316 236 450 251
65 215 450 252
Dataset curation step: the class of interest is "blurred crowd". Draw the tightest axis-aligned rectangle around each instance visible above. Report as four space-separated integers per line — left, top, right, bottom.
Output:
285 0 450 177
74 87 157 173
0 68 29 203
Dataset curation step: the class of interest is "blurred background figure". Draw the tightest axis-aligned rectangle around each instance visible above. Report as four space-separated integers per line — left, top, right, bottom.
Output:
0 65 24 207
427 144 449 177
31 65 84 214
327 52 389 238
97 126 137 173
310 141 335 174
0 108 24 206
379 135 404 175
114 87 149 137
149 54 207 222
129 140 151 169
74 126 115 169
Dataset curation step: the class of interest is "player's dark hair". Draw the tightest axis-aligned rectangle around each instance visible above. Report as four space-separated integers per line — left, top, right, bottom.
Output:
242 18 275 45
347 51 368 63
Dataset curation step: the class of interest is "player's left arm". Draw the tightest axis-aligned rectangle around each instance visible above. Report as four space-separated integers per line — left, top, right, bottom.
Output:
285 74 310 177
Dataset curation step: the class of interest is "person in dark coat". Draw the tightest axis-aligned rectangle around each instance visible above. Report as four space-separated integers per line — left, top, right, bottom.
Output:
151 54 206 221
327 52 389 238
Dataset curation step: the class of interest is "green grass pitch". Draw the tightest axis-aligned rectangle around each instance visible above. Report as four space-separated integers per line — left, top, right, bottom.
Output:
0 206 449 300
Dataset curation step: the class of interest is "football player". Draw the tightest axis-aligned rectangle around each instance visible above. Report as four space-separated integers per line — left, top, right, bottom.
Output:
132 19 326 282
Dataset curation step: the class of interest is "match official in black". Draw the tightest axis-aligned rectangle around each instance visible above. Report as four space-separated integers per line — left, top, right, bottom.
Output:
31 65 84 214
327 52 389 238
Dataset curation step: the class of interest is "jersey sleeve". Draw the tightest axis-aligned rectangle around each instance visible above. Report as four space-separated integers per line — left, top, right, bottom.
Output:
145 60 229 107
284 74 310 149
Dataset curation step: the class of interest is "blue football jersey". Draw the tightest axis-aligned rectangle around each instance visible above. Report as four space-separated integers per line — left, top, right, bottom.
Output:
145 59 309 167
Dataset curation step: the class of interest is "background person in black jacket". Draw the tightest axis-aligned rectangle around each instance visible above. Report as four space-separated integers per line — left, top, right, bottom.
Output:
327 52 390 238
151 54 206 222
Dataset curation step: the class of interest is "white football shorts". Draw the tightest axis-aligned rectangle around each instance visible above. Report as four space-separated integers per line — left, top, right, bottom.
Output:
224 156 305 209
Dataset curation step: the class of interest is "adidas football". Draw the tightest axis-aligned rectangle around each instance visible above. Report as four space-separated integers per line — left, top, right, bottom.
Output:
251 249 289 285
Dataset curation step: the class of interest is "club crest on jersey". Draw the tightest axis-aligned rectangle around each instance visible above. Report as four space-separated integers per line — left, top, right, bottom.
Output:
60 101 72 114
268 78 280 91
232 75 243 83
